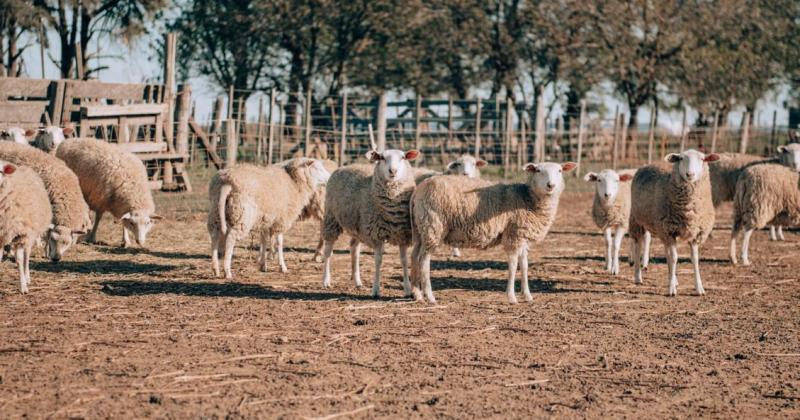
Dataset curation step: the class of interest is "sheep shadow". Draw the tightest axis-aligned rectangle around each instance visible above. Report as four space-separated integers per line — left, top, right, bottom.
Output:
99 280 383 301
31 260 177 275
548 230 602 237
429 275 617 295
431 259 507 271
93 246 207 260
543 255 729 264
282 246 365 256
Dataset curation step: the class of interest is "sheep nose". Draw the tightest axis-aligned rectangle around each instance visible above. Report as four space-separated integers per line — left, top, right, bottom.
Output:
686 172 696 179
604 193 610 198
388 169 397 176
546 182 555 189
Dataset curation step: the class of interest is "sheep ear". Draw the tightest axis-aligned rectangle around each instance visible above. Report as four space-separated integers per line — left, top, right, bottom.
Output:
665 153 682 163
562 162 577 172
703 153 720 162
447 161 459 170
523 163 538 173
404 149 420 161
150 214 163 220
121 212 132 220
583 172 598 182
475 159 488 167
366 150 383 162
2 164 16 175
619 173 634 182
777 146 787 153
62 127 74 136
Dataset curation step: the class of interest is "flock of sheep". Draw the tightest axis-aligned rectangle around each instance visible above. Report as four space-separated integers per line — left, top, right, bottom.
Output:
1 125 798 303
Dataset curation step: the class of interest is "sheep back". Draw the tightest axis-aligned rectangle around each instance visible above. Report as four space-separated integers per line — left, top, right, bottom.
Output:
709 153 766 207
733 164 800 231
0 166 52 248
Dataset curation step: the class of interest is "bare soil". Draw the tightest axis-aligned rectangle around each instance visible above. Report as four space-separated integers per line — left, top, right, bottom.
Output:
1 191 798 418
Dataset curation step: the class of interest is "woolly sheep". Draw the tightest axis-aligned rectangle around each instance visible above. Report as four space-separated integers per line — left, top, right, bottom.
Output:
31 126 73 153
320 149 421 298
444 154 487 178
730 163 800 266
0 161 52 293
0 142 91 261
410 161 577 304
583 169 641 275
629 149 719 296
56 138 161 248
0 127 28 144
208 158 330 279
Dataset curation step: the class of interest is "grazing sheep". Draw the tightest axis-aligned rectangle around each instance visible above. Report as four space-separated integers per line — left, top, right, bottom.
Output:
0 127 29 144
208 158 330 279
0 161 52 293
410 161 577 304
0 142 91 261
56 138 161 248
31 126 73 153
629 149 719 296
583 169 638 275
320 149 420 298
730 164 800 266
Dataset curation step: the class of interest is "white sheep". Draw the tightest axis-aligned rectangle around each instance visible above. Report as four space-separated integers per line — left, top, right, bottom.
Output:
444 154 487 178
0 127 29 144
56 138 161 248
730 163 800 266
410 161 577 304
629 149 719 296
0 142 91 261
583 169 639 275
0 161 52 293
320 149 420 298
31 126 73 153
208 158 330 279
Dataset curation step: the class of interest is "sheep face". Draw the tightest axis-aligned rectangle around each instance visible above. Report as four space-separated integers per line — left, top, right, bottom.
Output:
524 162 577 196
447 155 487 178
34 126 71 152
777 143 800 172
366 149 420 181
584 169 632 204
308 159 331 187
0 127 28 144
121 211 162 246
46 225 84 262
665 149 719 183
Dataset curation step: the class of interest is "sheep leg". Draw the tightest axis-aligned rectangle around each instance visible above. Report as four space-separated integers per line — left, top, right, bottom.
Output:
506 251 519 304
16 247 27 294
275 233 288 273
399 245 411 297
769 225 777 241
420 250 435 304
666 242 679 297
321 240 334 288
24 244 31 285
520 245 532 303
603 228 613 272
778 226 785 241
313 235 324 262
410 241 423 301
451 247 461 258
729 227 740 265
223 232 236 280
211 231 223 278
632 236 643 284
350 238 362 288
642 231 651 269
258 232 271 272
611 227 625 275
690 242 705 296
371 242 385 298
122 226 132 248
88 211 103 244
741 229 754 266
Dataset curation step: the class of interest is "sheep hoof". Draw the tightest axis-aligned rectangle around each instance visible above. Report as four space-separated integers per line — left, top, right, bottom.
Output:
696 289 706 296
742 261 751 267
312 254 323 263
524 294 533 303
507 296 518 305
279 267 288 274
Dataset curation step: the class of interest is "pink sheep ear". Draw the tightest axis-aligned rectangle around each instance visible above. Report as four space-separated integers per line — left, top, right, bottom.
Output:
562 162 577 172
62 127 74 136
583 172 598 182
704 153 720 162
405 150 420 161
523 163 538 173
476 159 488 167
3 164 16 175
619 173 634 182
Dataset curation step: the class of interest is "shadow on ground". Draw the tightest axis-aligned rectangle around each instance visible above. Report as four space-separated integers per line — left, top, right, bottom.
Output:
32 260 177 275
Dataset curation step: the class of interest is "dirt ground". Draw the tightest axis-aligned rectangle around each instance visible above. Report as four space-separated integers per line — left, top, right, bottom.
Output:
1 189 799 419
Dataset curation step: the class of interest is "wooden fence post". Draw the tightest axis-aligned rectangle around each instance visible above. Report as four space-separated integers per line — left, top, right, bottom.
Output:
162 33 177 186
446 95 453 155
211 96 224 152
474 97 482 158
414 94 422 166
575 100 586 177
267 89 276 164
256 97 265 163
611 109 620 170
304 84 312 156
339 88 348 165
679 107 687 152
619 116 628 165
226 85 237 167
504 96 513 177
377 92 387 152
277 100 285 162
740 112 750 154
519 112 527 167
175 84 191 156
647 107 656 164
710 109 720 154
534 92 545 162
770 109 778 152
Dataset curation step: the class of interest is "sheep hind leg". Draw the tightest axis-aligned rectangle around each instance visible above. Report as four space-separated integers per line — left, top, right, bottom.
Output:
632 236 643 285
520 244 532 302
258 232 271 272
312 234 324 262
222 232 236 280
350 238 362 288
778 226 785 241
690 242 705 296
211 231 223 278
321 240 335 288
371 242 385 298
741 229 755 266
506 250 519 304
729 227 740 265
275 233 288 273
420 250 435 304
399 245 411 297
769 225 777 241
642 231 651 269
87 211 103 244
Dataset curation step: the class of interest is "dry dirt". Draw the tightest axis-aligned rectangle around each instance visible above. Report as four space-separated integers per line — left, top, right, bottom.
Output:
1 191 798 419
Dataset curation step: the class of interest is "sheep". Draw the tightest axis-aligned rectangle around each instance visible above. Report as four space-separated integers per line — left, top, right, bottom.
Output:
0 127 28 144
583 169 642 275
319 149 421 298
0 161 52 293
56 138 161 248
628 149 719 296
444 154 487 178
0 142 91 261
729 164 800 266
31 126 73 153
410 161 577 304
208 158 331 279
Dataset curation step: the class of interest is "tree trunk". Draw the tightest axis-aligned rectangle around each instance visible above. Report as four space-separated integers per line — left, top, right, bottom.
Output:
564 87 582 133
7 23 19 77
627 103 640 159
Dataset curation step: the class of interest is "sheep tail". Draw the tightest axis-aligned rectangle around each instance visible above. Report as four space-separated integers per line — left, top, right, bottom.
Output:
218 184 232 235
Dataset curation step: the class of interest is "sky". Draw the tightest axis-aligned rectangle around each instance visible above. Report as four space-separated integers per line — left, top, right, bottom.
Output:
17 31 794 134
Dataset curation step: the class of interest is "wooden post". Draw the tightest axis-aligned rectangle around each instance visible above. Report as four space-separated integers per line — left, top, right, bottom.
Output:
474 97 482 158
555 114 563 160
75 42 85 79
504 96 513 177
770 109 778 152
211 96 224 152
740 111 750 154
304 84 312 156
226 85 237 167
534 92 545 162
175 84 191 156
446 95 453 155
267 89 275 164
376 92 387 152
339 88 348 165
256 97 265 163
162 33 177 187
619 116 628 165
647 107 656 164
679 106 687 152
710 109 720 154
574 100 586 177
519 112 527 167
611 108 620 170
277 101 285 161
414 94 422 166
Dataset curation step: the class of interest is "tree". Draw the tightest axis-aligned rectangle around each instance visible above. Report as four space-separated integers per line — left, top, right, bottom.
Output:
0 0 41 77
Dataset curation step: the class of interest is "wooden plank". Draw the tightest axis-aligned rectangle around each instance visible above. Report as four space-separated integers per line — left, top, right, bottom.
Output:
0 103 47 123
65 81 150 102
189 119 223 169
115 142 167 154
0 78 52 98
137 152 188 161
81 103 167 118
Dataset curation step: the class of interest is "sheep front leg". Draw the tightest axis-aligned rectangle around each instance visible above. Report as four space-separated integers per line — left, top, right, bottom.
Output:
350 238 362 288
275 233 288 273
729 228 739 265
520 244 532 302
741 229 754 266
399 245 411 297
769 225 777 241
451 247 461 257
778 226 785 241
371 242 385 298
321 240 334 288
122 226 132 248
603 227 613 272
666 242 679 296
506 250 519 304
690 242 705 296
87 211 103 244
611 227 625 275
16 247 27 294
258 232 271 272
